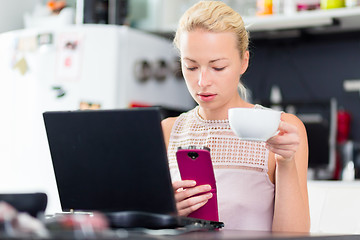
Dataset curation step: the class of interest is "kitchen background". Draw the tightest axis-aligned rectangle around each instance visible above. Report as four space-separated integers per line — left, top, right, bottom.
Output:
1 0 360 234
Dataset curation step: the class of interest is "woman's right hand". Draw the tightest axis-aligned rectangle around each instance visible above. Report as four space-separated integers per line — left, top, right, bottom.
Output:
172 180 213 216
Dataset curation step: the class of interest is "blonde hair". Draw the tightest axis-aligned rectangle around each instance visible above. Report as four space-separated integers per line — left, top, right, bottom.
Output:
174 1 249 59
174 1 249 100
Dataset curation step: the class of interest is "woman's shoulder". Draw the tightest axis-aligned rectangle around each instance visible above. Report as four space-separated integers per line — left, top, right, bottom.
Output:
281 112 306 131
161 117 178 149
280 112 308 146
161 107 196 147
161 117 178 133
161 107 196 129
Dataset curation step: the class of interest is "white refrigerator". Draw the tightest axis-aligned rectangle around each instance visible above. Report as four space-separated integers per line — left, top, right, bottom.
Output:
0 25 193 214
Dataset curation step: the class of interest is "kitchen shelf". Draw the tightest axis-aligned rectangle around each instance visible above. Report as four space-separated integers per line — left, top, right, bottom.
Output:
153 6 360 36
243 6 360 32
146 6 360 41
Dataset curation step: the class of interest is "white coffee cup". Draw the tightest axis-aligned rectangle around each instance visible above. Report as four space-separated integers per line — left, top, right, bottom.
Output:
228 107 282 141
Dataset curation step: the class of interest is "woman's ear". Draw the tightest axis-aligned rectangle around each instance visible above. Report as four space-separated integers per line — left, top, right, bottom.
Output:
240 51 250 74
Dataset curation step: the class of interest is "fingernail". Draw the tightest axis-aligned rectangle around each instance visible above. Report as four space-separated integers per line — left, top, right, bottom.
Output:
205 185 211 190
207 193 213 198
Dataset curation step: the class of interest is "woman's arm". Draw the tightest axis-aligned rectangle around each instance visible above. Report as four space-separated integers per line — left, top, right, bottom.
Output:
266 113 310 232
161 117 177 149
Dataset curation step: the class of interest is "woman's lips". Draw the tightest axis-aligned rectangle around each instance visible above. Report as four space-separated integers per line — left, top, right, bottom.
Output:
198 93 217 102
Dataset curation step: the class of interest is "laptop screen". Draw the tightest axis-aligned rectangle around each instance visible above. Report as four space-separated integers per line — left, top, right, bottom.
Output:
43 108 177 215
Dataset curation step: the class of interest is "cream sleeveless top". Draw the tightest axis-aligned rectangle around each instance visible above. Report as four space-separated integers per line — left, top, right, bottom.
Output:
168 105 275 231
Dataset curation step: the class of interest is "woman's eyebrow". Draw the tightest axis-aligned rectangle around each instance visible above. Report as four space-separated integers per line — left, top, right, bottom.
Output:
183 57 227 63
183 57 196 62
209 58 227 63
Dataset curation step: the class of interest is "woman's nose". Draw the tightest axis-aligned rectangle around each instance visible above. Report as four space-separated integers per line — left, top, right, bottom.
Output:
198 70 211 87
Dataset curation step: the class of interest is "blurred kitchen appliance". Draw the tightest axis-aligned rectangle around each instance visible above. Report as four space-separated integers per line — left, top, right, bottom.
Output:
263 99 337 179
76 0 128 25
127 0 194 32
335 109 360 180
337 109 352 144
339 140 356 180
334 108 352 179
0 25 193 214
298 99 337 179
339 141 360 180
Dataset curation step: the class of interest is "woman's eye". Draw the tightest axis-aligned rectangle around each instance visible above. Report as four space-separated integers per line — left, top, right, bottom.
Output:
213 67 225 71
186 67 197 71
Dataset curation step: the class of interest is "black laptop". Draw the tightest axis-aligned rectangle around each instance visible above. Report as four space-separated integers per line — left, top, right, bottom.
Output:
43 107 224 230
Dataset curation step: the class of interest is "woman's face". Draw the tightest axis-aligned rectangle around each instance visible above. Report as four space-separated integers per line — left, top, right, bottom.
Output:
179 29 249 111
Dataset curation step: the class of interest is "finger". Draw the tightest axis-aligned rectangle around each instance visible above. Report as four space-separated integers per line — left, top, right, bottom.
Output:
172 180 196 191
174 184 211 202
267 128 300 145
266 141 297 154
266 141 296 150
177 192 213 211
267 145 296 160
267 135 299 146
277 121 298 134
269 145 296 157
178 199 209 217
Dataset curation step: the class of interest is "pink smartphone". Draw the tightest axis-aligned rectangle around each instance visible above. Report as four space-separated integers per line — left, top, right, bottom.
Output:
176 146 219 222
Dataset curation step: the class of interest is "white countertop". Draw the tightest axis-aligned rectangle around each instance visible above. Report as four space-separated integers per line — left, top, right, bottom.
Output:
308 180 360 234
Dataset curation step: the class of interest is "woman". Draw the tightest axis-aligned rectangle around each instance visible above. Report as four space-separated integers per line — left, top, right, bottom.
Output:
162 1 310 232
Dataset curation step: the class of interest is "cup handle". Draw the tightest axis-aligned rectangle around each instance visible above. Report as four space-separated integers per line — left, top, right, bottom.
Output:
269 120 282 140
272 130 280 137
271 113 283 138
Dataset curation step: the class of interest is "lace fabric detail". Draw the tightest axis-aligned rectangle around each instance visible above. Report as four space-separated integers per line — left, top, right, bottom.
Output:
168 106 269 172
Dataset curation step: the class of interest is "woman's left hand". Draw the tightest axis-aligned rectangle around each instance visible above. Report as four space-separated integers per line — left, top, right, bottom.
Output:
265 119 300 163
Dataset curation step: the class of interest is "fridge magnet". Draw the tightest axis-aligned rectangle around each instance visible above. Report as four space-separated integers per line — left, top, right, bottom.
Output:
55 33 84 82
37 33 53 46
17 36 38 52
52 86 66 98
13 57 29 76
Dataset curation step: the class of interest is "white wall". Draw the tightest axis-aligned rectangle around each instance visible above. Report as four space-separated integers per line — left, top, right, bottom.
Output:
0 0 41 33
